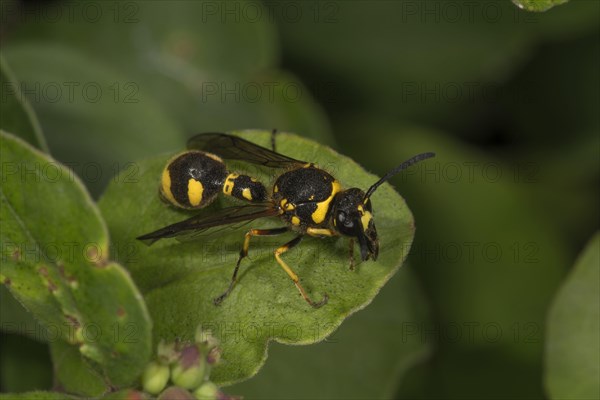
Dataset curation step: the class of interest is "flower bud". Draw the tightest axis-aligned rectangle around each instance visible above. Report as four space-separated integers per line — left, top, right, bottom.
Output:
158 387 195 400
171 344 207 390
157 339 180 365
193 381 219 400
195 328 219 350
206 347 221 365
142 361 170 395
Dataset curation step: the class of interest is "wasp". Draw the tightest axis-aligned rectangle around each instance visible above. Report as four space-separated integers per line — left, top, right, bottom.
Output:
137 132 435 308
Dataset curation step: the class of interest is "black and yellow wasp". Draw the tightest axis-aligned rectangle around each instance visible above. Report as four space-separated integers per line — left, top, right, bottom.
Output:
137 132 434 308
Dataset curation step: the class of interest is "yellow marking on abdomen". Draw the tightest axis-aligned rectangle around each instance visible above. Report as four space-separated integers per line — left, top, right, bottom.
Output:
311 180 342 224
187 178 204 206
291 216 301 226
223 173 239 196
242 188 253 200
203 151 223 163
161 168 177 205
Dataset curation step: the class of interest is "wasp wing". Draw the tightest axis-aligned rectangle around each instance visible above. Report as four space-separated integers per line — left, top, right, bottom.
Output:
136 204 280 245
187 132 305 168
174 218 256 243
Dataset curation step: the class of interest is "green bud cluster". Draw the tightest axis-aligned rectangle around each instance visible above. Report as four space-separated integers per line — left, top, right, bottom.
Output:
140 328 236 400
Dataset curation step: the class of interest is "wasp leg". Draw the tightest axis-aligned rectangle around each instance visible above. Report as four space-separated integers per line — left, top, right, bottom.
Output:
275 235 329 308
270 128 278 152
348 238 355 271
214 226 289 306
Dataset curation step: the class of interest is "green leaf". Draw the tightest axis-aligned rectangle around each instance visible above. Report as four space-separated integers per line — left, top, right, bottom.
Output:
0 55 48 152
545 233 600 400
229 268 432 399
99 130 416 385
0 392 80 400
2 45 335 199
512 0 569 12
336 117 569 398
3 0 335 184
0 284 43 341
5 0 277 78
50 340 107 397
0 333 52 392
2 44 186 197
270 1 532 123
101 389 149 400
269 1 597 141
175 70 334 146
0 131 152 389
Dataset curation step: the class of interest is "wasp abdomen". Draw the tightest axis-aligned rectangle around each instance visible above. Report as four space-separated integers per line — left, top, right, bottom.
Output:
223 173 268 202
161 151 227 209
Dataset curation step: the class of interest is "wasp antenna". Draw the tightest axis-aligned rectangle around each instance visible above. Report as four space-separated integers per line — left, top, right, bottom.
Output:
364 152 436 200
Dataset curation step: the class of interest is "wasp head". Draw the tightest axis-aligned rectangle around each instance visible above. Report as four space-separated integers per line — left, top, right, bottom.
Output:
332 188 379 261
331 152 436 263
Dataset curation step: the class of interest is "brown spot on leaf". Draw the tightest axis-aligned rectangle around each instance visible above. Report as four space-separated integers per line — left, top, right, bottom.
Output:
46 279 57 292
85 244 109 268
3 277 11 286
117 306 126 318
11 249 21 262
64 314 80 328
57 262 77 285
38 266 57 291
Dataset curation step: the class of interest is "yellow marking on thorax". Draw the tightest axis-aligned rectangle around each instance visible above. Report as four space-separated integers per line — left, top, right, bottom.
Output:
311 180 342 224
291 216 301 226
280 198 295 211
161 168 177 205
187 178 204 206
223 173 239 196
242 188 253 200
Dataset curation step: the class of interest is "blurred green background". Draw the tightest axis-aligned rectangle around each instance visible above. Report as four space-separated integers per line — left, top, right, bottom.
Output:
1 0 598 398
